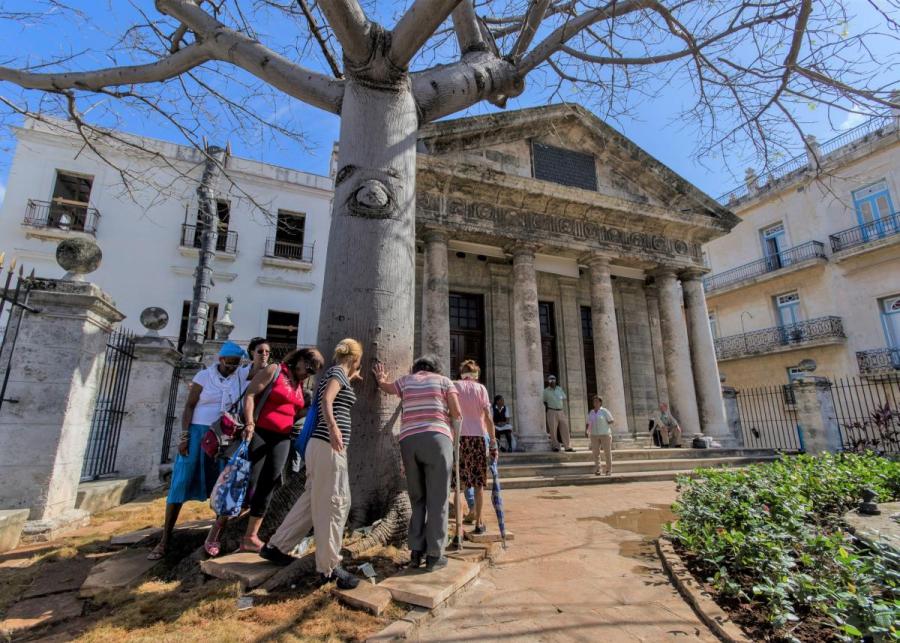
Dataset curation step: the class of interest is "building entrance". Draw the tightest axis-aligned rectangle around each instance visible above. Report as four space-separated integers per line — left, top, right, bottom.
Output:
449 292 486 382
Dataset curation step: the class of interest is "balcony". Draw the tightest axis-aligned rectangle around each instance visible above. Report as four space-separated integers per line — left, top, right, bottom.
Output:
714 316 845 361
857 348 900 376
23 199 100 237
703 241 826 295
829 213 900 258
179 224 238 255
262 238 314 270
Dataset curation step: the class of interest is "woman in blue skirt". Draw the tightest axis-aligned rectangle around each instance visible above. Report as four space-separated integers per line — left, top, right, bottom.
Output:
148 342 246 559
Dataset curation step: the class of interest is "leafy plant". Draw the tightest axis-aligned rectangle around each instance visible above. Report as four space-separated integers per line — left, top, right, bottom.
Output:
842 403 900 456
667 453 900 641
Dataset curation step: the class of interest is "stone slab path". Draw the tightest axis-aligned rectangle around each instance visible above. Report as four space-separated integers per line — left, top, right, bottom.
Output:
79 549 159 598
379 558 480 609
200 551 281 588
420 481 718 642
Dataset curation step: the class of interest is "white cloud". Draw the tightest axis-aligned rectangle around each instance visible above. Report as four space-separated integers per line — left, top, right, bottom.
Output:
839 106 867 131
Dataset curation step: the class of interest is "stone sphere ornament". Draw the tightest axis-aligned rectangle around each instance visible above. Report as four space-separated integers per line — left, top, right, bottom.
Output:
140 307 170 336
56 237 102 281
798 358 818 373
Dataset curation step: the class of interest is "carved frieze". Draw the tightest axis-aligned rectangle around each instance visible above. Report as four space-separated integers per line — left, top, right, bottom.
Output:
416 192 702 260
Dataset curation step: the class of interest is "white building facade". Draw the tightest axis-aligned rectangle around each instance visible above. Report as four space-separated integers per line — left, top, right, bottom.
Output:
0 117 333 353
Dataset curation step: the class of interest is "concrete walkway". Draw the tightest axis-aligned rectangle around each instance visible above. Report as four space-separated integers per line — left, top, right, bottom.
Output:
422 481 716 642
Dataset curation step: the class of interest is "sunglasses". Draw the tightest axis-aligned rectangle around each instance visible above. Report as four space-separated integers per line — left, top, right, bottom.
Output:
221 359 241 367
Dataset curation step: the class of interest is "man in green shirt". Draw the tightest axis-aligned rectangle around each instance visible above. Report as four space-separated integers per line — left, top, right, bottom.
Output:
542 375 574 452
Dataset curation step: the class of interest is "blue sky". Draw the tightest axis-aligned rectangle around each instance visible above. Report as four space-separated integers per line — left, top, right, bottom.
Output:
0 1 895 208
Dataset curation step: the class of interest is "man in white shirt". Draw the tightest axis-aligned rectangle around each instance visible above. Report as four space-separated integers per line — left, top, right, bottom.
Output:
585 395 615 476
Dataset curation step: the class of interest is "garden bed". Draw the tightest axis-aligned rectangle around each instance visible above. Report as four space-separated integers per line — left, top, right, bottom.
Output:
666 453 900 642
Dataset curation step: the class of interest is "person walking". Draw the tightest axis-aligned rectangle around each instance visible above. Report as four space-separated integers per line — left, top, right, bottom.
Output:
543 375 574 452
241 337 272 382
204 346 324 556
493 395 516 452
585 395 615 476
373 355 462 572
453 361 497 536
259 339 362 590
655 402 683 448
147 342 245 560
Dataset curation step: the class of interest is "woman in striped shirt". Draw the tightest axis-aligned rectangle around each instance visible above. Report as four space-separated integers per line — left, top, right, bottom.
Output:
374 355 462 572
260 339 363 590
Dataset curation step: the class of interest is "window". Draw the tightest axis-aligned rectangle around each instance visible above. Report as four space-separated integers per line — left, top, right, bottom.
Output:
538 301 559 381
449 293 486 381
775 292 802 344
783 366 804 404
760 222 787 269
266 310 300 361
531 141 598 191
852 180 897 239
581 306 597 406
708 312 719 339
193 200 231 252
177 300 219 352
880 295 900 349
268 210 310 261
50 170 93 231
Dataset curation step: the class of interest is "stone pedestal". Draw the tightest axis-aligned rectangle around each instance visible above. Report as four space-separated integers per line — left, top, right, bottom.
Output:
510 245 549 451
0 279 124 528
654 269 701 433
793 376 842 453
587 256 629 439
421 229 451 374
115 336 181 488
721 386 744 447
681 272 728 439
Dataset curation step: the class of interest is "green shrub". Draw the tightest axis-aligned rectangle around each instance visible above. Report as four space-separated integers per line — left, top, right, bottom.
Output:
667 453 900 641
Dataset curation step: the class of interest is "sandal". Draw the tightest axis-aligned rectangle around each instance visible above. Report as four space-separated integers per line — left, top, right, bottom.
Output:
203 539 221 557
147 542 166 561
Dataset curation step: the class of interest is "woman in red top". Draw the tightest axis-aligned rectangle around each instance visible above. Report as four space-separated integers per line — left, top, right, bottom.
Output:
204 347 324 556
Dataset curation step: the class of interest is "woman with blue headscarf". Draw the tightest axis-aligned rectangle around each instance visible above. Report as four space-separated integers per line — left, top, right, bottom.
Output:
148 341 246 560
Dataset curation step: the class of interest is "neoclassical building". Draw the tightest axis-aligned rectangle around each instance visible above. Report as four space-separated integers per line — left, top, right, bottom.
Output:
411 104 740 450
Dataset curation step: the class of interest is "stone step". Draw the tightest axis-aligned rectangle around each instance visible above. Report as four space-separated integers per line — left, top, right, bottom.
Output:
332 583 393 616
498 447 780 465
79 549 160 598
76 477 144 515
499 455 778 478
491 465 754 490
200 552 281 589
378 557 480 609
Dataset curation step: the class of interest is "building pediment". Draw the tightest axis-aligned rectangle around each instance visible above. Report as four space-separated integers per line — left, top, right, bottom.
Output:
417 103 738 230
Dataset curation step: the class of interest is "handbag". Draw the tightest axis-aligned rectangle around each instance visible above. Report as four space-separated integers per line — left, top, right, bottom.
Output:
209 441 252 517
202 369 278 459
293 395 319 461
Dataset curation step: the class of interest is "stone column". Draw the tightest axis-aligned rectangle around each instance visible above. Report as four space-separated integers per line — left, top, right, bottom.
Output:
510 244 550 452
793 376 842 453
114 336 181 489
721 386 745 447
0 279 124 531
421 228 451 374
489 264 515 413
654 268 701 434
681 270 729 440
558 277 587 433
586 256 629 438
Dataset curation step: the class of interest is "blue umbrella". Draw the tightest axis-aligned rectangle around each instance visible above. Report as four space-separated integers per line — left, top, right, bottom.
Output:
489 457 507 549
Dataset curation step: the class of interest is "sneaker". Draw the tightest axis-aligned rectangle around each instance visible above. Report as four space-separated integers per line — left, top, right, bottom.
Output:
330 565 360 590
259 543 294 567
407 550 424 568
594 469 602 476
425 555 449 572
565 447 576 452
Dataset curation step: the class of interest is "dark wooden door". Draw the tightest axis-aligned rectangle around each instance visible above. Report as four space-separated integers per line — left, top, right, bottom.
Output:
539 301 559 383
581 306 597 406
449 293 486 382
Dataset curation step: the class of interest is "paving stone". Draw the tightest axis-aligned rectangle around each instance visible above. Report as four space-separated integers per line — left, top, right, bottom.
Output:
378 558 480 609
0 592 83 633
465 530 514 543
24 557 95 598
79 549 159 597
0 543 55 569
199 552 280 588
332 582 393 615
109 519 214 546
445 546 487 563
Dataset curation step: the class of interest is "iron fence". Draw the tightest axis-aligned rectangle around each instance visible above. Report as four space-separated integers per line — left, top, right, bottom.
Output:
82 329 136 480
856 348 900 375
714 316 845 361
24 199 101 235
703 241 826 293
0 259 37 412
735 385 802 451
264 238 314 263
180 223 238 254
829 212 900 252
830 375 900 455
160 364 186 464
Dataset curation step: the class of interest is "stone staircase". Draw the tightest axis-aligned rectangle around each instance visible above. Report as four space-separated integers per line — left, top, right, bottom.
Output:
493 436 784 489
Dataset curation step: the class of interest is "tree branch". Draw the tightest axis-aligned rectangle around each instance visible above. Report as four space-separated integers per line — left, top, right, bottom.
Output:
509 0 552 62
156 0 343 112
296 0 344 78
307 0 371 64
391 0 464 69
452 0 487 55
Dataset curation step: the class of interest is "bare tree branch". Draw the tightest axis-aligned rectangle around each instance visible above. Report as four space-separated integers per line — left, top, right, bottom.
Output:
509 0 552 62
296 0 344 78
307 0 372 64
452 0 487 55
391 0 465 69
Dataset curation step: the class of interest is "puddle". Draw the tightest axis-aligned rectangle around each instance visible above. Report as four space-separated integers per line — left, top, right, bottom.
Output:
578 504 676 571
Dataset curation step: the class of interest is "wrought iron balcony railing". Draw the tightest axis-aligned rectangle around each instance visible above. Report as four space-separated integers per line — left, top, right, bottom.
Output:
714 316 845 361
829 213 900 252
856 348 900 375
703 241 826 293
23 199 100 235
180 223 238 254
264 238 314 263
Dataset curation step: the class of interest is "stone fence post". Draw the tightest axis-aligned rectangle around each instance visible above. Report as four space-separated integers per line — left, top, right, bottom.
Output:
0 278 123 532
793 376 843 453
114 336 181 489
721 386 745 447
